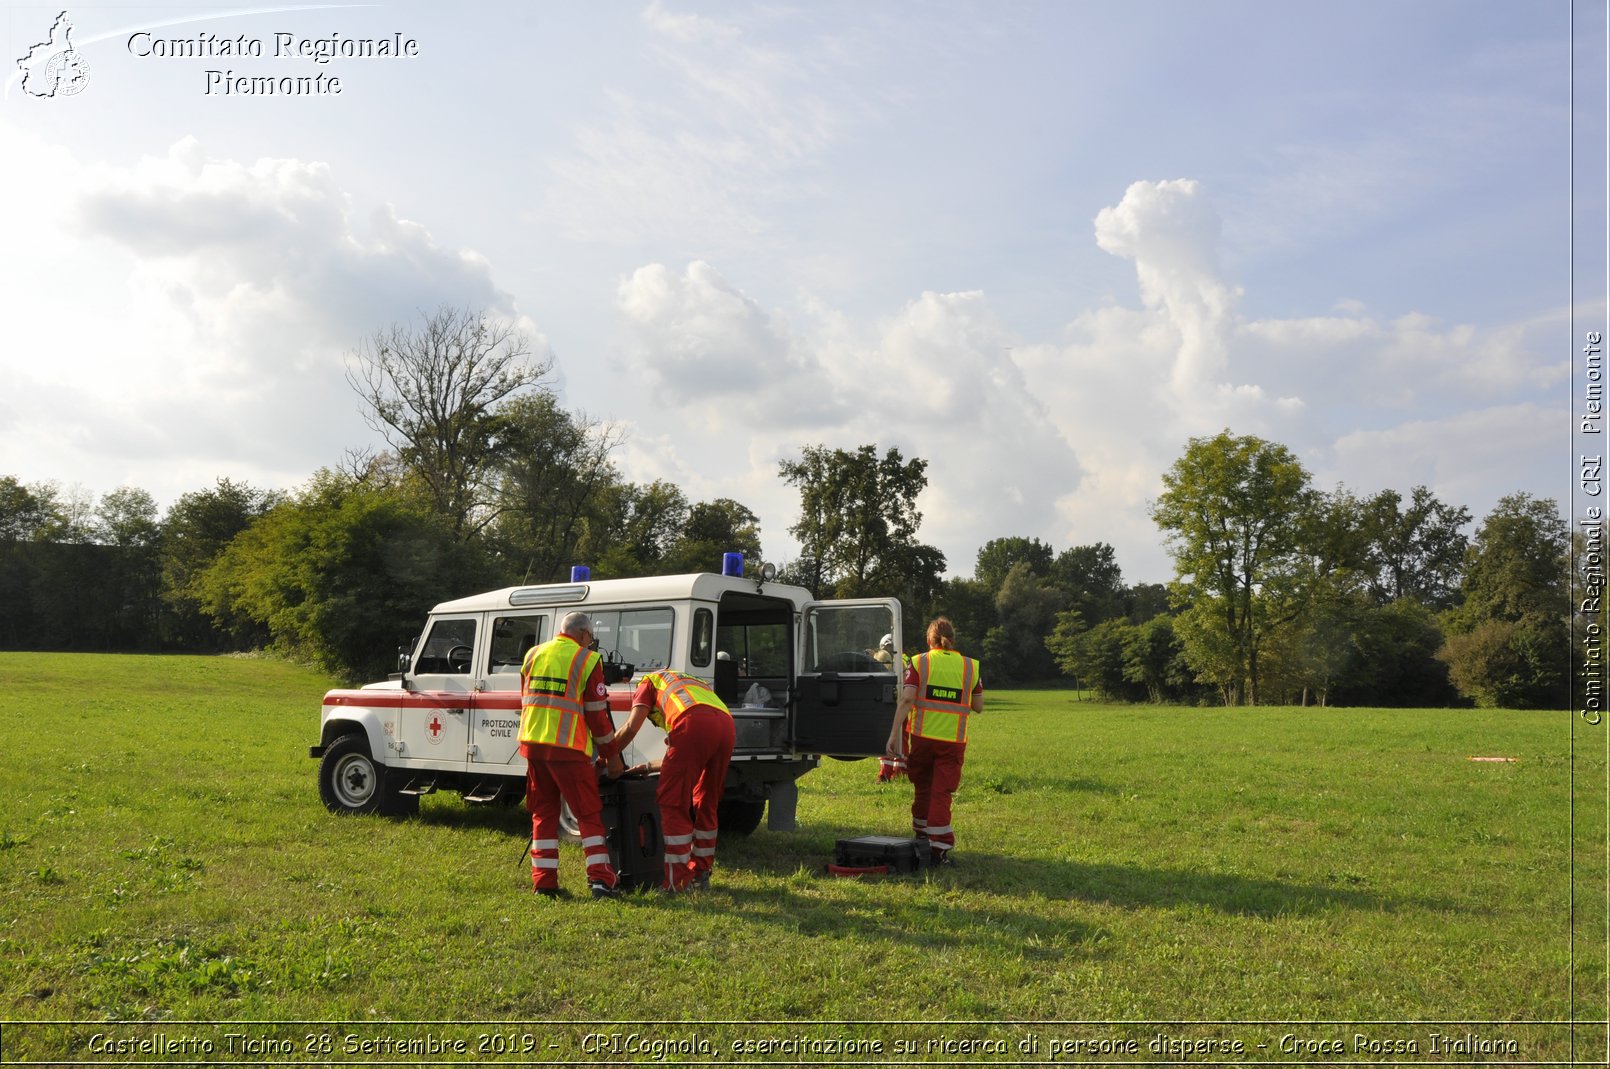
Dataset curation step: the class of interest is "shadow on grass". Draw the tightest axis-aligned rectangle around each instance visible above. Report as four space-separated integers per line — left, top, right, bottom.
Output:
725 824 1453 919
701 881 1110 963
410 803 1450 924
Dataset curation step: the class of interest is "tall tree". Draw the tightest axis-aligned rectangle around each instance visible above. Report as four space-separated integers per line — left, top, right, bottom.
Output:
485 392 621 584
94 487 164 648
1150 430 1319 705
1360 486 1471 609
348 305 552 539
779 443 945 599
198 471 497 679
665 497 762 575
0 478 65 648
1051 542 1127 625
1446 493 1568 630
588 480 690 577
974 536 1054 591
0 476 62 542
982 560 1068 682
1437 493 1569 709
161 479 283 649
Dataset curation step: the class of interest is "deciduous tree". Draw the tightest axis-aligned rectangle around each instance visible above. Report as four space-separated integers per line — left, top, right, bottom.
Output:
1437 493 1569 708
1360 486 1471 609
779 443 945 600
161 479 283 648
1150 430 1319 704
348 305 552 539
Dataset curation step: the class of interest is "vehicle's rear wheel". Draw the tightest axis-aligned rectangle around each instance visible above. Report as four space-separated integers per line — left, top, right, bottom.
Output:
718 797 766 836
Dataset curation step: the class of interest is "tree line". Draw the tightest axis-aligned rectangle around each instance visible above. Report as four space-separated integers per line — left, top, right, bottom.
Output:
1 309 1577 707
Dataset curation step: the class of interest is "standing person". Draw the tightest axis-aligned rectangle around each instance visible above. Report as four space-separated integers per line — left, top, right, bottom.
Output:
885 616 983 867
520 611 626 899
614 670 736 892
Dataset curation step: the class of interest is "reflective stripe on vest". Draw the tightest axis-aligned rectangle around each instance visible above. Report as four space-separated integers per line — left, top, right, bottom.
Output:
519 636 602 754
643 670 731 731
910 649 977 744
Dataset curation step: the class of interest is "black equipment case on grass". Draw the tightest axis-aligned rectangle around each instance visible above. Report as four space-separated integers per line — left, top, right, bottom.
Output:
831 834 925 875
601 773 664 890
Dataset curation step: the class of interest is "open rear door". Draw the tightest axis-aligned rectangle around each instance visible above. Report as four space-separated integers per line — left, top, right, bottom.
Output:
791 598 903 757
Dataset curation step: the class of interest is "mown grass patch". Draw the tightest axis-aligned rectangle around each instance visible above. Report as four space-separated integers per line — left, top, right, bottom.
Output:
0 653 1598 1063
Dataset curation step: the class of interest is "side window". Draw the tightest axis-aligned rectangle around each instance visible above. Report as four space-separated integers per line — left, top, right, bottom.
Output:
590 607 674 672
805 604 896 673
690 608 714 668
414 617 477 675
488 614 547 675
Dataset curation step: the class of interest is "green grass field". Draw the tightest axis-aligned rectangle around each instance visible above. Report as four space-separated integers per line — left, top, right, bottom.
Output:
0 653 1603 1065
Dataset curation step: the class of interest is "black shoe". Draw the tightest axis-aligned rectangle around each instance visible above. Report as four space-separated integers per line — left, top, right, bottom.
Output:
534 886 563 898
690 871 711 891
930 853 957 869
590 881 623 899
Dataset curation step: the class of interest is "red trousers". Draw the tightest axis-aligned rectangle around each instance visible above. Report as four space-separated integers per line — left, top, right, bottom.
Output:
905 734 966 856
525 749 618 892
657 708 736 890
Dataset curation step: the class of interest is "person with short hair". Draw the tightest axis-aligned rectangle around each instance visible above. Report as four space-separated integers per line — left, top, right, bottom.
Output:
884 616 983 867
520 610 626 898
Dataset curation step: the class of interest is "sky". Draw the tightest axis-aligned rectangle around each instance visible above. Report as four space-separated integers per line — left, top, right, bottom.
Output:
0 0 1599 585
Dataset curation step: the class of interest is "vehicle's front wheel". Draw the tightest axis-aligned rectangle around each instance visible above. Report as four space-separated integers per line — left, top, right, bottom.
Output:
319 734 415 816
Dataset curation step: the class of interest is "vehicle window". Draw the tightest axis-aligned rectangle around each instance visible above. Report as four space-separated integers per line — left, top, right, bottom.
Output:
805 604 896 673
414 617 477 675
690 608 714 668
717 621 790 678
590 607 674 672
488 614 547 675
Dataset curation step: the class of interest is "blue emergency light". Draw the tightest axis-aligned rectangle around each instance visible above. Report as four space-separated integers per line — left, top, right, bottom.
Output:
570 565 590 582
721 552 744 577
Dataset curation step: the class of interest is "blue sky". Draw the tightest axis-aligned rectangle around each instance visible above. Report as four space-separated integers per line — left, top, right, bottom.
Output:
0 0 1595 584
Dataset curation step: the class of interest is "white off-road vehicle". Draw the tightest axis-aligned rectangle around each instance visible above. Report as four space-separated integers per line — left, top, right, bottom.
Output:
309 561 903 834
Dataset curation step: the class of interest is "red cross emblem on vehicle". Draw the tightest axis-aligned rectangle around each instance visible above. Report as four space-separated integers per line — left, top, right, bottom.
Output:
426 714 444 744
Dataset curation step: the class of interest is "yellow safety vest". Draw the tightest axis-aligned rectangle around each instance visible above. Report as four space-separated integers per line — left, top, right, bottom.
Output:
642 670 731 731
909 649 978 744
519 636 603 754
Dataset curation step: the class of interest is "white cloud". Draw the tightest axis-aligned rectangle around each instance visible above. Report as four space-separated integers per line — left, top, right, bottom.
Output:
617 261 821 401
0 132 545 508
1094 179 1242 401
613 258 1082 576
605 172 1561 584
1323 404 1560 519
0 118 1562 589
1005 178 1560 582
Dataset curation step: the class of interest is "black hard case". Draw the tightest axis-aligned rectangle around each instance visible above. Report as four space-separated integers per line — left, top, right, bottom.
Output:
600 774 664 890
833 834 925 873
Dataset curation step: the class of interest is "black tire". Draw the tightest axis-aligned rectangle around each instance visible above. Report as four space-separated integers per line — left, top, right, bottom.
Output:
318 734 416 816
718 797 766 836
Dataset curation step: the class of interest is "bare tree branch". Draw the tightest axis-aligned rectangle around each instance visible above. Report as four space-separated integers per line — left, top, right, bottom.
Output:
346 305 553 538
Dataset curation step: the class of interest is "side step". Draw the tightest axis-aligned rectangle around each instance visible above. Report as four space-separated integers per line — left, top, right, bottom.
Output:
463 781 505 804
397 777 438 796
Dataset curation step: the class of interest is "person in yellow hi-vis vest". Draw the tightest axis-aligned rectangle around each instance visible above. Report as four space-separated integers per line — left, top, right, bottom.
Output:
520 611 626 899
614 669 736 892
885 616 983 867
